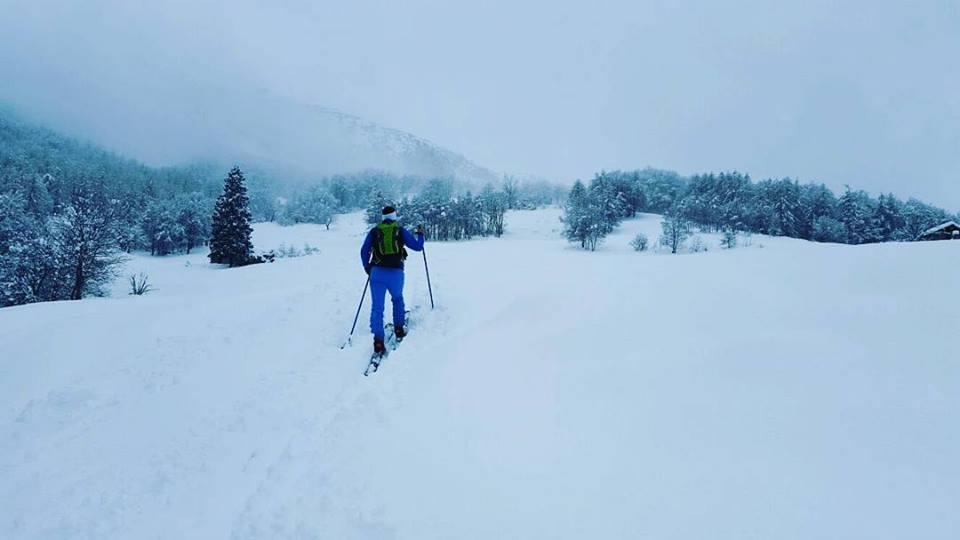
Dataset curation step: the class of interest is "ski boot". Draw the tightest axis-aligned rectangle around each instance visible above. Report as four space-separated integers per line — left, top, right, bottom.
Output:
394 325 407 341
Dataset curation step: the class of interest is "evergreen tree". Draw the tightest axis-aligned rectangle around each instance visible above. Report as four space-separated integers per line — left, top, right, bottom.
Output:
366 191 392 225
715 172 752 231
812 216 845 243
769 179 801 237
589 173 631 228
178 193 211 253
872 193 905 242
720 228 738 249
635 168 686 213
561 180 591 249
837 186 876 245
798 183 837 240
208 167 254 267
140 202 165 256
0 193 36 306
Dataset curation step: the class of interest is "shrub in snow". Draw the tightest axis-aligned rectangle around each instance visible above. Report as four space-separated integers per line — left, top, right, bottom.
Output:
241 251 276 266
128 273 153 295
630 233 649 252
721 228 737 249
277 244 302 258
273 243 320 259
689 236 708 253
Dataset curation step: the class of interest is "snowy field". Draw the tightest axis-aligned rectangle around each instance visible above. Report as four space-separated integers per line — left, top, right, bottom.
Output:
2 209 958 539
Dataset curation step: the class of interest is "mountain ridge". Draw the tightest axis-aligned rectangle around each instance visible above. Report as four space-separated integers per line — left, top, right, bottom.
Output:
0 93 502 186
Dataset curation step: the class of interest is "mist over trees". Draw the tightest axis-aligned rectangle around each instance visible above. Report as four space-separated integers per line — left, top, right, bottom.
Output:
0 113 225 306
1 176 123 305
0 112 566 307
562 168 958 251
4 109 956 307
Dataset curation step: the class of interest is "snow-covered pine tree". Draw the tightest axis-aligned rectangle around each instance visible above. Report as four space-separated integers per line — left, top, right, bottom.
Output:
0 193 36 306
837 186 876 245
636 168 686 214
798 183 837 240
769 179 801 237
872 193 905 242
588 173 630 230
562 180 590 248
366 191 391 225
812 216 845 243
178 193 211 253
209 167 254 267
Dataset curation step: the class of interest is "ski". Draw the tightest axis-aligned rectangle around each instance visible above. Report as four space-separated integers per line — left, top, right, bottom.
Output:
364 350 385 376
364 324 395 376
362 309 416 376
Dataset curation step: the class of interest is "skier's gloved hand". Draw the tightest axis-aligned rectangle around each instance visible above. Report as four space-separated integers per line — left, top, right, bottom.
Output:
416 225 425 236
364 264 371 275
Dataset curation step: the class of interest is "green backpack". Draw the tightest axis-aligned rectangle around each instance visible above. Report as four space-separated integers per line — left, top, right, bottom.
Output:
372 221 407 268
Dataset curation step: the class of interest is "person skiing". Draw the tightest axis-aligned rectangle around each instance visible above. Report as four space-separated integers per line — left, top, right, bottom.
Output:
360 205 425 355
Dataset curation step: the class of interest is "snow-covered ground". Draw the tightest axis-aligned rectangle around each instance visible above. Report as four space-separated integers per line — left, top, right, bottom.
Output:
2 209 958 539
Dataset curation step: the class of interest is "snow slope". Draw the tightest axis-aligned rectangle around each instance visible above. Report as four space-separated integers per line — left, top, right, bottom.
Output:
2 210 958 539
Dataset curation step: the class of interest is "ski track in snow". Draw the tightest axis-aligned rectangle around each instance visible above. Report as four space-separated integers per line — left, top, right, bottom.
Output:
1 210 959 539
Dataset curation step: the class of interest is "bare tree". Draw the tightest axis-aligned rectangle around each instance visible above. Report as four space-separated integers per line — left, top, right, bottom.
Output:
51 181 124 299
630 233 649 252
659 213 692 254
502 176 519 210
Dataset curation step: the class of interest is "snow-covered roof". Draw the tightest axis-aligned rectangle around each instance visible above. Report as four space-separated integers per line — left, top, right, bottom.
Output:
921 221 960 236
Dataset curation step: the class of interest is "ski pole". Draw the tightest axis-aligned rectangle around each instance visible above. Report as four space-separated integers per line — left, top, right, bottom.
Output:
340 276 370 349
422 244 435 310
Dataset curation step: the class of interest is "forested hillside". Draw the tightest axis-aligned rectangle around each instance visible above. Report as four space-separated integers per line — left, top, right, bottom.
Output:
0 112 561 307
0 112 226 305
3 110 955 306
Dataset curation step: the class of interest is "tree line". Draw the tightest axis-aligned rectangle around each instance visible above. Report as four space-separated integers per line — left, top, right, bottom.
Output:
365 178 520 241
0 114 226 306
563 169 958 251
263 171 563 230
0 113 563 307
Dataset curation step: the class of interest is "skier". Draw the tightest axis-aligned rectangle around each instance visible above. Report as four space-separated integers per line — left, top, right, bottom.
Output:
360 205 425 355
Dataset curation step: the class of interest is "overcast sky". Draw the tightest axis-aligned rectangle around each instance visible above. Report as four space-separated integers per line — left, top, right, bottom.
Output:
2 0 958 208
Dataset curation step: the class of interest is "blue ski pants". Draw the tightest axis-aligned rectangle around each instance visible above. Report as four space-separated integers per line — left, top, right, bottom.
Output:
370 266 405 338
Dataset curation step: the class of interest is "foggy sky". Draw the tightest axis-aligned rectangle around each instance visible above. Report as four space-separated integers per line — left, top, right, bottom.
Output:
1 0 958 209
